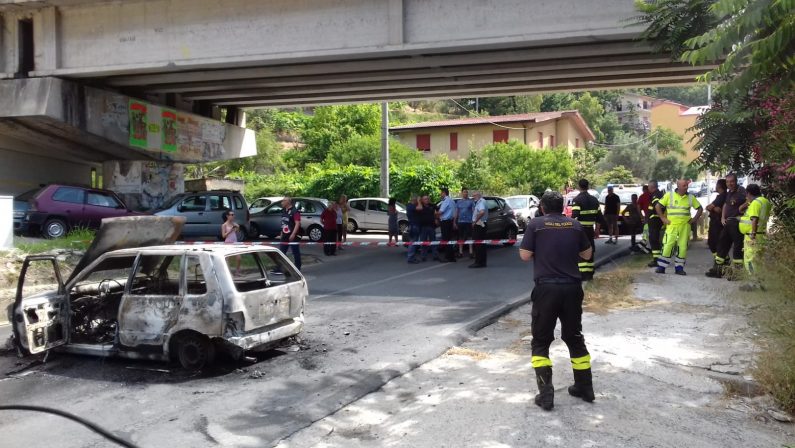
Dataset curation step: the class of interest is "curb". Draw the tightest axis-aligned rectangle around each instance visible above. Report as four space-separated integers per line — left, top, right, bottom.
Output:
453 247 635 342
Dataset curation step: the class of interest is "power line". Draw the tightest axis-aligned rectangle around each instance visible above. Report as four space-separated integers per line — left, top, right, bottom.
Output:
448 98 530 130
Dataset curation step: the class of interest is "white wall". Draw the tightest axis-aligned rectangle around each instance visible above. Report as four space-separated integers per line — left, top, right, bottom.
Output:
0 146 96 197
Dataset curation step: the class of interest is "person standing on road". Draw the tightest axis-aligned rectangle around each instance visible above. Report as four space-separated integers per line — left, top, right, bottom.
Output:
454 188 475 259
279 197 302 270
470 191 488 268
706 179 727 257
603 186 620 244
655 179 703 275
320 202 338 256
337 195 350 249
519 191 595 411
387 197 399 246
738 184 771 285
646 180 665 267
438 187 457 262
571 179 601 280
706 174 746 279
621 194 642 251
406 196 421 264
417 195 440 262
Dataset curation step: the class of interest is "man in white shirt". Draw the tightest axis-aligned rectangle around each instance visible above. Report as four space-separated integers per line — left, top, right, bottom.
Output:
470 191 489 268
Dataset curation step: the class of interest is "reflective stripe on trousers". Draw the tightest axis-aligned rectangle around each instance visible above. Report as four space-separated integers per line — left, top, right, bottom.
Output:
658 222 690 268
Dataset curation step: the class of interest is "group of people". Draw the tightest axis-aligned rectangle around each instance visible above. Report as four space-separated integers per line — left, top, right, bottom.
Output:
404 188 490 268
320 195 353 257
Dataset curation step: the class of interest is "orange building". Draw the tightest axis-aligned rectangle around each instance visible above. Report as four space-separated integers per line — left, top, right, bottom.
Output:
650 103 708 163
390 111 595 160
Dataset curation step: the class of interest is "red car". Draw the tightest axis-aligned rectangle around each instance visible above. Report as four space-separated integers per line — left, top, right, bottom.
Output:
17 184 143 238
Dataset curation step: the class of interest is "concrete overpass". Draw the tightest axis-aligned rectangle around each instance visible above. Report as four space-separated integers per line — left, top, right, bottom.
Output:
0 0 710 109
0 0 711 202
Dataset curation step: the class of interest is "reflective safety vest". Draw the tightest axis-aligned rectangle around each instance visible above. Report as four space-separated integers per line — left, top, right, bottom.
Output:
739 196 771 235
660 191 701 225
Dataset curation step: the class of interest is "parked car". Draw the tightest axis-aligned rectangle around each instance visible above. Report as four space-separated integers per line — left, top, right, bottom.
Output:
249 197 328 242
347 197 409 234
402 196 519 245
154 190 250 240
13 187 42 234
687 181 708 197
17 184 142 239
505 195 539 231
249 196 283 214
10 216 306 370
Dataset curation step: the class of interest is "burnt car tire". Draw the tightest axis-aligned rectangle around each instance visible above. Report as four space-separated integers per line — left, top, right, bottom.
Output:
175 332 216 371
307 225 323 242
43 218 68 239
248 223 261 240
504 226 518 246
398 220 409 235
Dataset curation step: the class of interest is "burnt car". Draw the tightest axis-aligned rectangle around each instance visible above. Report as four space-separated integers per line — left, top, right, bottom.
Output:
10 216 307 370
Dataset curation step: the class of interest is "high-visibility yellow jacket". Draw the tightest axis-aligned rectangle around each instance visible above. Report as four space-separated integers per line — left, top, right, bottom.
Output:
739 196 771 235
659 191 701 225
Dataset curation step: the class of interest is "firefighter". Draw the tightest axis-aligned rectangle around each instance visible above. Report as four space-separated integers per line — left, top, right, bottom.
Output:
519 191 595 411
570 179 601 280
738 184 771 281
655 179 703 275
706 174 746 279
646 180 665 267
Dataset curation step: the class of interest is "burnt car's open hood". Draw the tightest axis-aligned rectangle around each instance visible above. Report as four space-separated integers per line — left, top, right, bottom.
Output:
67 216 185 284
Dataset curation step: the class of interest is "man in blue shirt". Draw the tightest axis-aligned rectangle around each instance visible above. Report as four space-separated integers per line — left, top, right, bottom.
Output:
438 187 456 262
470 191 489 268
455 188 475 259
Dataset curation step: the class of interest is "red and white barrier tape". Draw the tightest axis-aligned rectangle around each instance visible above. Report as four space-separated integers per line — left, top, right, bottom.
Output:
175 239 517 247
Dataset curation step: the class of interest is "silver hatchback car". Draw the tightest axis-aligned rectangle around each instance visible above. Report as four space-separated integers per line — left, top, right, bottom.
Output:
10 216 307 370
347 197 408 234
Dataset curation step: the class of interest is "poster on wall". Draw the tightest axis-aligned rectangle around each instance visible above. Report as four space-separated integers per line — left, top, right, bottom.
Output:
129 100 148 148
162 109 178 152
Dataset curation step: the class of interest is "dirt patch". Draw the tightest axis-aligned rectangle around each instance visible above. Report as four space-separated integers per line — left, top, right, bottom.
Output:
584 264 645 314
444 347 489 360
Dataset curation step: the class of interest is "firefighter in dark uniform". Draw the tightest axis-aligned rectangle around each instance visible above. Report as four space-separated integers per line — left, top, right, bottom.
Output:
646 180 665 267
570 179 601 280
520 191 595 411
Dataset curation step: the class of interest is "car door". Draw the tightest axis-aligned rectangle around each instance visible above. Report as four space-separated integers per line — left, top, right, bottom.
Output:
49 186 86 229
348 200 366 229
177 194 209 237
486 198 506 238
257 203 284 238
230 251 296 329
13 256 67 354
366 199 390 230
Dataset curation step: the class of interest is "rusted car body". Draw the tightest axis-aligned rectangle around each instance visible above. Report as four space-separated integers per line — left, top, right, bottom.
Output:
10 216 307 369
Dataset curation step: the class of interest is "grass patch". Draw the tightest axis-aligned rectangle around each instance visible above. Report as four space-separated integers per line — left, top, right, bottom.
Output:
583 255 647 314
14 228 95 254
742 229 795 414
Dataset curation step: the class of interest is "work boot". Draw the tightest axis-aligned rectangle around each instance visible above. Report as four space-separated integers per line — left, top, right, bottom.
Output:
647 259 658 268
724 265 743 282
568 369 595 403
534 366 554 411
655 267 665 274
705 263 723 278
675 266 686 276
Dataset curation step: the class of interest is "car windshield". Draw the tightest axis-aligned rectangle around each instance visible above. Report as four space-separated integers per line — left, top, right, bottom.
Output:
158 194 185 210
15 188 41 202
506 198 527 209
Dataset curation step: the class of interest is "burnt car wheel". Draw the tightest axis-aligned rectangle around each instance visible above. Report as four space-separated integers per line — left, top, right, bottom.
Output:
43 218 68 239
398 220 408 235
175 332 215 371
307 224 323 242
504 226 518 246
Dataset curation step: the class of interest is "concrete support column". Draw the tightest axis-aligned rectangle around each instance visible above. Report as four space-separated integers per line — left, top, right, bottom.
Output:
0 196 11 249
380 102 390 197
34 7 59 72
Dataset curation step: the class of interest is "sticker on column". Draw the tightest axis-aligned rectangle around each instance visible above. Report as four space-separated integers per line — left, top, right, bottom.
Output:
129 100 148 148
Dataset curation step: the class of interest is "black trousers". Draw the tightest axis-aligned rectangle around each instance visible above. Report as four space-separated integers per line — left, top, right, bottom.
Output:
531 283 589 363
648 218 663 258
323 228 337 255
707 220 723 254
579 226 595 280
440 219 456 261
715 219 744 264
473 223 488 266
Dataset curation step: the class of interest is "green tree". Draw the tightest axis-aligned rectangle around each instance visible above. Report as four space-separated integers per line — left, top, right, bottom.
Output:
652 156 686 182
600 165 635 184
478 141 574 195
456 150 491 192
292 104 382 165
598 132 656 179
571 146 607 184
638 86 710 106
653 126 686 157
325 134 425 168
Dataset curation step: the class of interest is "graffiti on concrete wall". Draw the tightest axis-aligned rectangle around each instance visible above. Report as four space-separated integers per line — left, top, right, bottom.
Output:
104 161 184 210
110 161 142 194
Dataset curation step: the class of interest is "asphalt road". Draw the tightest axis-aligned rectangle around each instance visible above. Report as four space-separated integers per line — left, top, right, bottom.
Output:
0 232 628 448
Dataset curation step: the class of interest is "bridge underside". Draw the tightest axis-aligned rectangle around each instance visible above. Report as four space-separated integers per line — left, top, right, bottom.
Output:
0 0 711 109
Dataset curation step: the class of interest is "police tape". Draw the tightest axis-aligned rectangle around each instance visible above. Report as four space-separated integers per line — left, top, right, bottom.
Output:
175 239 518 247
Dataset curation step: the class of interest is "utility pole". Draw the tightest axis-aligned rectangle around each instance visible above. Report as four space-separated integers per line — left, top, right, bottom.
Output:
380 102 390 197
